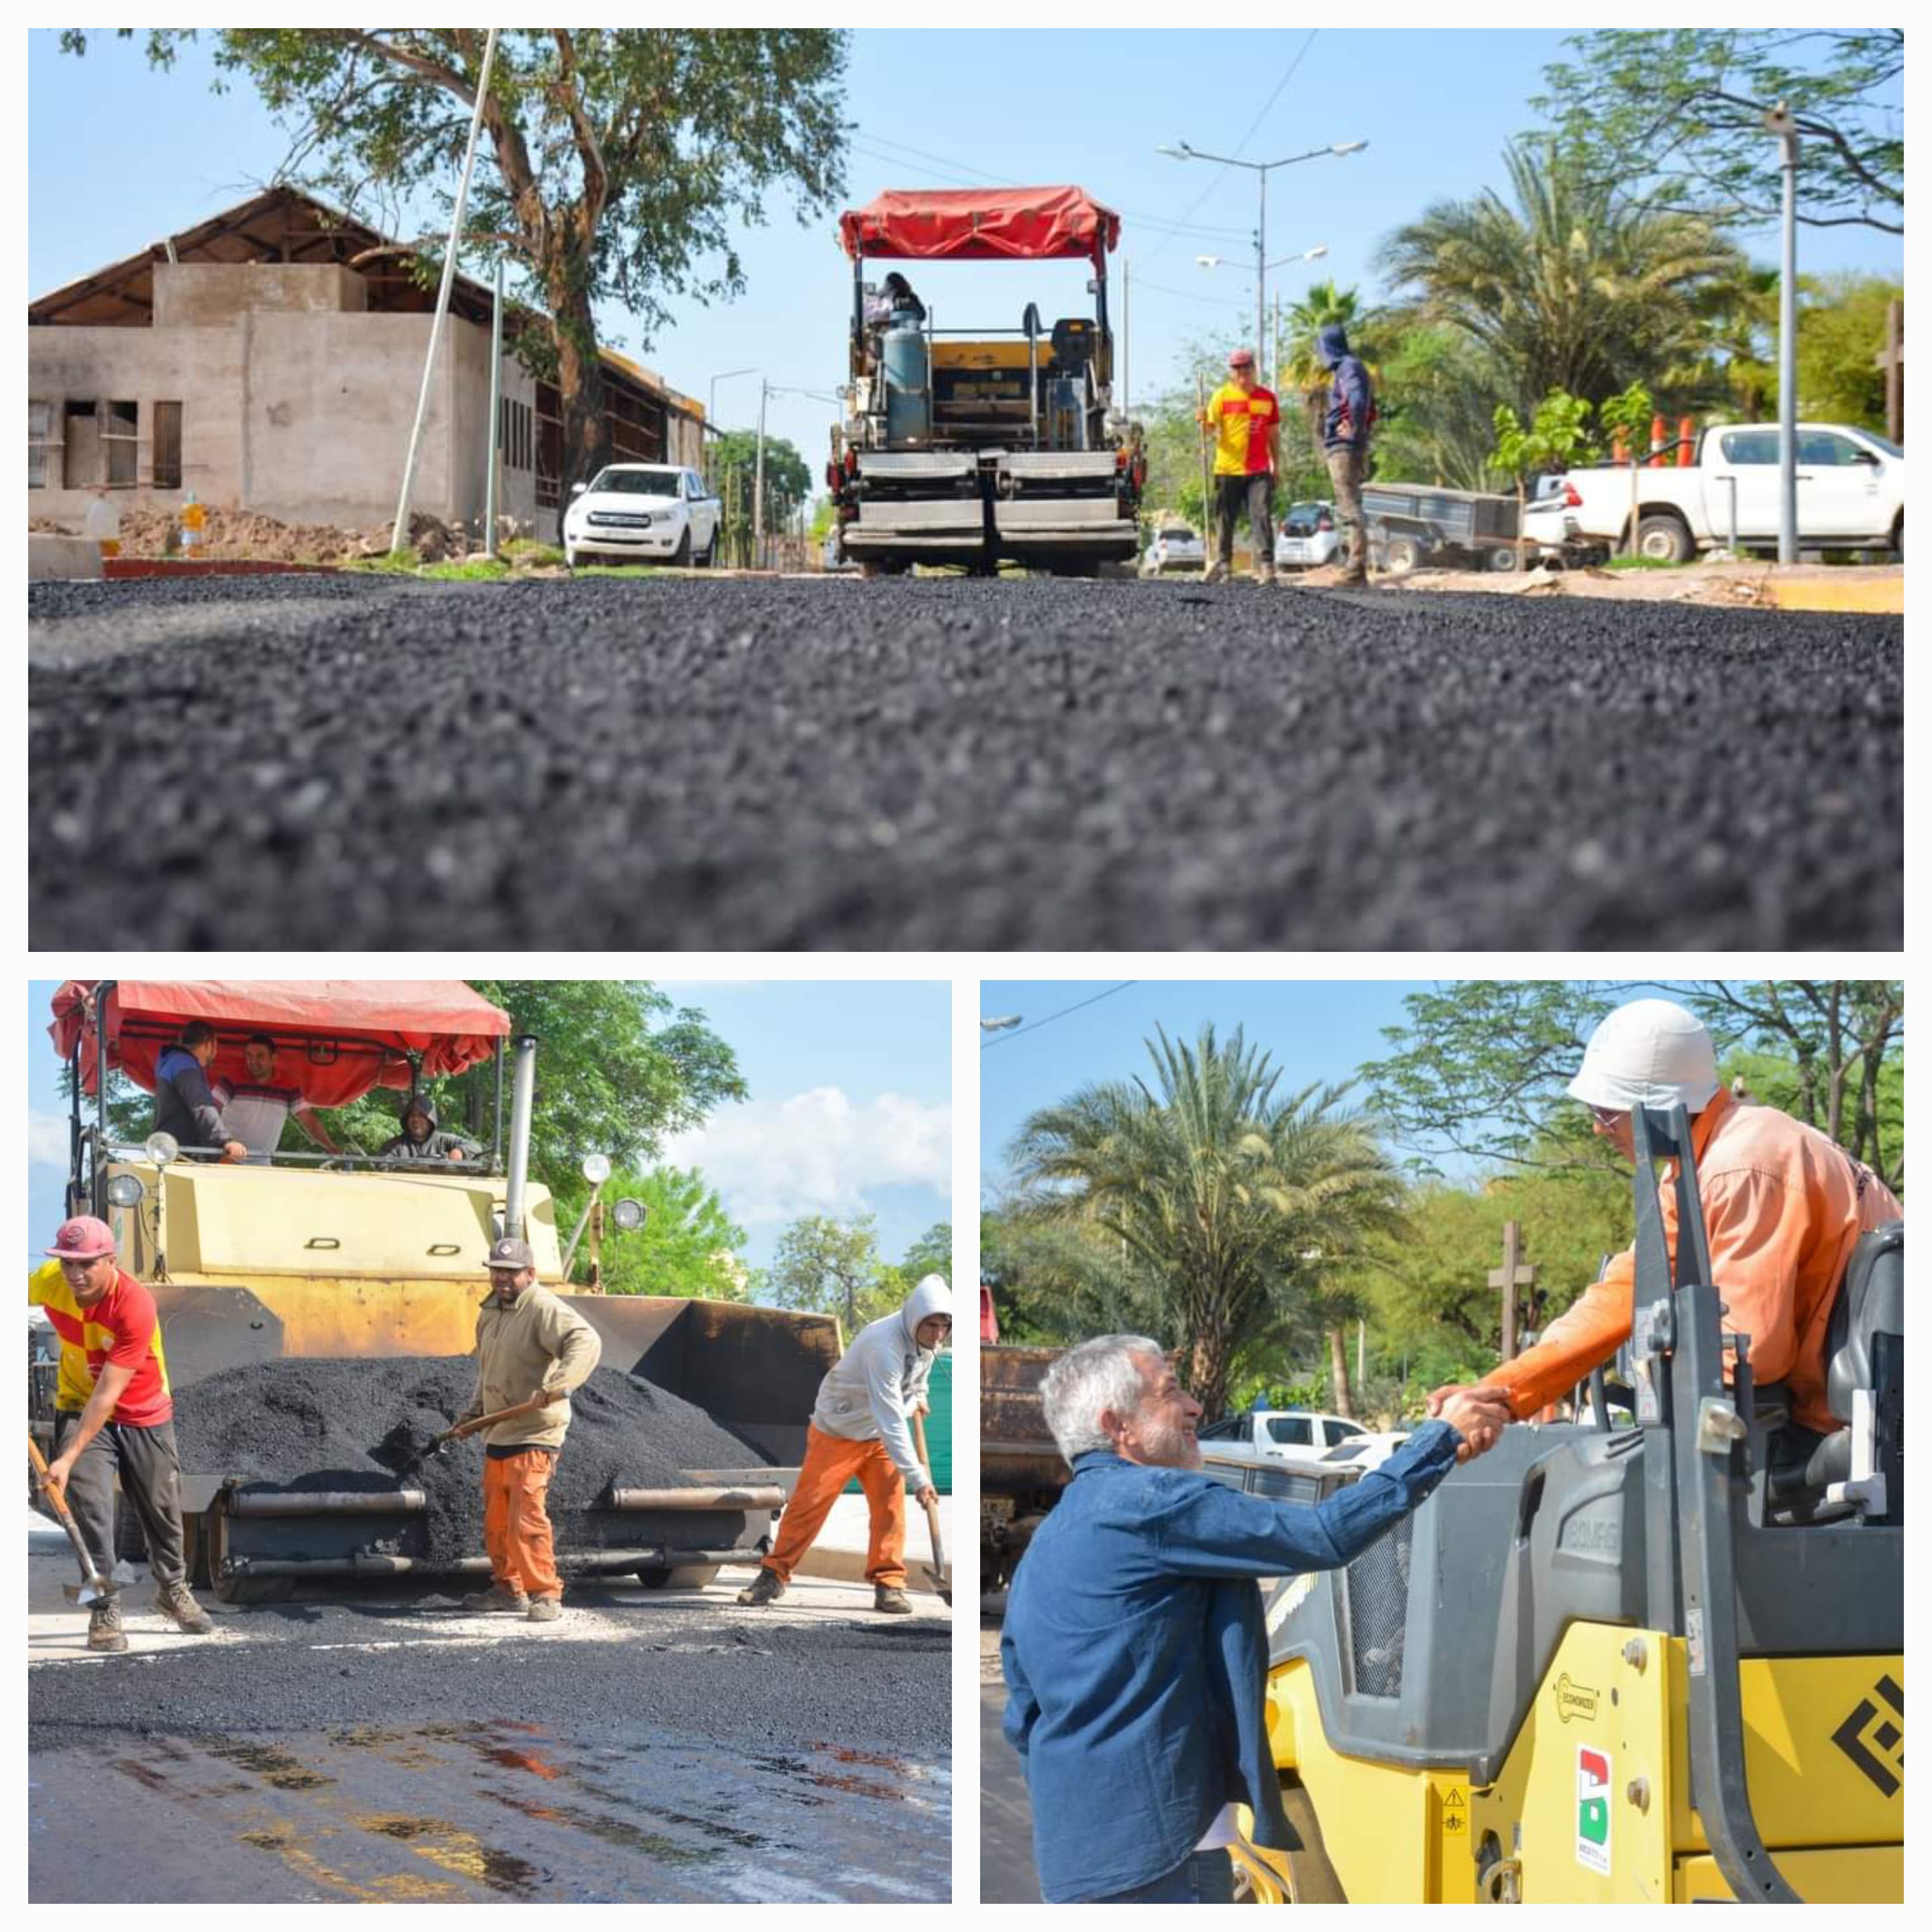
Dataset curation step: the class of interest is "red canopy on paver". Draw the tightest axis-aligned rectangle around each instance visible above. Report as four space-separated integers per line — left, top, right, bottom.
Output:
839 186 1121 266
50 981 512 1110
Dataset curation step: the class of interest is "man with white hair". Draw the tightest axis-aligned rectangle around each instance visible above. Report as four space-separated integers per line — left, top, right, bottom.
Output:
1428 996 1902 1452
1002 1335 1508 1902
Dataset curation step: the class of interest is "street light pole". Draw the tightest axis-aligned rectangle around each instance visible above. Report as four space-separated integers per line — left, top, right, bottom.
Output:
1767 101 1801 566
753 379 768 570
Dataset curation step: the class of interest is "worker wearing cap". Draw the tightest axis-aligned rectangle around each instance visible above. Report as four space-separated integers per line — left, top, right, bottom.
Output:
28 1217 214 1651
1190 347 1283 587
1428 998 1902 1453
458 1236 602 1623
1199 347 1281 585
739 1274 952 1616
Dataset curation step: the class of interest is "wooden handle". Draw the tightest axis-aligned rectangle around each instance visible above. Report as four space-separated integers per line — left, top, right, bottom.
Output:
443 1391 551 1442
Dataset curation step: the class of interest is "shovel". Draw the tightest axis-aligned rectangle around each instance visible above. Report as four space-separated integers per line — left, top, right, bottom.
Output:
28 1435 117 1607
910 1412 951 1607
426 1391 554 1458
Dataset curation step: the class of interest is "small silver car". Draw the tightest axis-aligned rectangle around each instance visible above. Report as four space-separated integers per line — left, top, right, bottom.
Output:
1275 500 1340 570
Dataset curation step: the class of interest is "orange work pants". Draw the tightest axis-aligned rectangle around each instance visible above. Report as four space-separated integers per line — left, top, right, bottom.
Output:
483 1448 561 1600
763 1423 907 1588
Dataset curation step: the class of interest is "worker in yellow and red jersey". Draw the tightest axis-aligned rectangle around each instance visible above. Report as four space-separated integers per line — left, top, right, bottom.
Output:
29 1216 214 1651
1428 1000 1903 1456
1199 347 1281 585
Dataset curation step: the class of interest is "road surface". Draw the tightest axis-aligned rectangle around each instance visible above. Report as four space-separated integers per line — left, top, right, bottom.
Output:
28 574 1902 949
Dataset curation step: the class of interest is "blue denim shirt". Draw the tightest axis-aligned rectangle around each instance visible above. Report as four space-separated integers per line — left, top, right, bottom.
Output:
1001 1421 1462 1901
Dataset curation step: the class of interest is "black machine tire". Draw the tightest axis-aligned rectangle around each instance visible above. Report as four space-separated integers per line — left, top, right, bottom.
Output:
1487 543 1522 573
1635 512 1694 564
671 526 692 568
1381 533 1423 577
636 1564 722 1591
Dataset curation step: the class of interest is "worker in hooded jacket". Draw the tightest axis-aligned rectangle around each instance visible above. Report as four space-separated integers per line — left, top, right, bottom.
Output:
739 1275 952 1615
1428 998 1902 1459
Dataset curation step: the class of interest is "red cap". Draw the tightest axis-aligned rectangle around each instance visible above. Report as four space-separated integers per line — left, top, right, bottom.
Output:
46 1216 117 1261
1228 347 1255 368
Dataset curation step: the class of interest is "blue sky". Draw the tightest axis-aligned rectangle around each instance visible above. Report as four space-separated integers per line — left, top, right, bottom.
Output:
980 979 1438 1195
30 30 1904 475
28 980 951 1275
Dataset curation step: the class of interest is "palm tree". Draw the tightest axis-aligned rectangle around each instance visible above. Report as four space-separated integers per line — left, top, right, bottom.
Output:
1007 1024 1408 1421
1379 140 1743 415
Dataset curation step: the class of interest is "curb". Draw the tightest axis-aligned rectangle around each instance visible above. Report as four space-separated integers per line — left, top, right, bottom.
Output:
28 535 103 582
104 559 350 580
1767 578 1904 614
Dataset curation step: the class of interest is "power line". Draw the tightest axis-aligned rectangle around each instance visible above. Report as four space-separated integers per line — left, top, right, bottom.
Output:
1144 30 1321 264
981 982 1138 1049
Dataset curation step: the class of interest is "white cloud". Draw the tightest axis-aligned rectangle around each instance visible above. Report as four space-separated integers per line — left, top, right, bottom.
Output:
662 1087 950 1228
28 1112 71 1169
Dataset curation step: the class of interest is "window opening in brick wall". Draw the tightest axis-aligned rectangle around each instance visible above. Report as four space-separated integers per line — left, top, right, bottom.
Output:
498 396 533 473
29 400 51 488
63 400 102 488
102 400 139 487
152 401 183 490
535 382 562 510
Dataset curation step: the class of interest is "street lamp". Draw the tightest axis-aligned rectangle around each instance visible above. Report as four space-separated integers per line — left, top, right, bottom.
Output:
707 366 759 502
1160 138 1365 388
1765 100 1801 565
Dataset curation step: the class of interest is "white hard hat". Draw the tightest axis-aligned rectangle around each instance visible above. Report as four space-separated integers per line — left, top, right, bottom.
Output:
1567 999 1718 1114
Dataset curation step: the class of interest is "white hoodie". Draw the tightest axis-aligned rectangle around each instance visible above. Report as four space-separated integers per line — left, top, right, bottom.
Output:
810 1275 952 1488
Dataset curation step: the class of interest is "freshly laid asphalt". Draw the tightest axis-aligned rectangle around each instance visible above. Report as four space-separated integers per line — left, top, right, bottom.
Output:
30 1567 949 1902
28 574 1902 949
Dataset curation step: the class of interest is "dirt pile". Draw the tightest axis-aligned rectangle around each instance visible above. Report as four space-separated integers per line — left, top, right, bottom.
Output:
32 504 476 564
174 1356 771 1565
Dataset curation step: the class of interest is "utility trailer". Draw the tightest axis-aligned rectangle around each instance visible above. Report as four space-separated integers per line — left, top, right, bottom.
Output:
46 979 839 1599
1363 482 1530 576
828 186 1146 576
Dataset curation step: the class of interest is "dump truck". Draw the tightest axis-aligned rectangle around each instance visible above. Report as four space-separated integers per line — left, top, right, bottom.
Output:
44 979 839 1600
980 1344 1069 1592
1230 1102 1902 1904
828 186 1146 576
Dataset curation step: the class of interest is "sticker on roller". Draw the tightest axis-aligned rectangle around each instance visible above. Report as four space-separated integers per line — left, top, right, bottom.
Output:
1576 1746 1613 1874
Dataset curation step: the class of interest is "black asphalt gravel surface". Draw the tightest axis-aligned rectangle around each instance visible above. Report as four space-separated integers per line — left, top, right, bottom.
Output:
174 1356 768 1564
32 1589 949 1902
28 574 1902 949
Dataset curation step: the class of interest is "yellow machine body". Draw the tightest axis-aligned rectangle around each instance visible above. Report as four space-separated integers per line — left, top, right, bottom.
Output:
1265 1625 1902 1904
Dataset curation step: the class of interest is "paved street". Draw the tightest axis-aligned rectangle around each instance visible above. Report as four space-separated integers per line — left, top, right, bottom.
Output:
28 574 1902 950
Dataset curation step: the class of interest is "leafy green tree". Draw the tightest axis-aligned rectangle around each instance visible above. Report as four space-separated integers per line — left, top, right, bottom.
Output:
1380 140 1743 416
1490 390 1598 559
897 1222 953 1287
65 30 849 495
1532 31 1903 236
1792 274 1905 427
1371 321 1511 492
1008 1024 1408 1420
761 1212 898 1333
554 1163 748 1297
710 429 812 535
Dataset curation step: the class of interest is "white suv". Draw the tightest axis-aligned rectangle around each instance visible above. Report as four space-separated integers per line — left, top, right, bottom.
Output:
564 464 721 569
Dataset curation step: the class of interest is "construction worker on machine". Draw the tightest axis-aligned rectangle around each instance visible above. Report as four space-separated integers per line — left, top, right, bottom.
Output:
738 1274 952 1616
378 1092 481 1164
458 1235 602 1624
29 1216 216 1650
1428 998 1902 1458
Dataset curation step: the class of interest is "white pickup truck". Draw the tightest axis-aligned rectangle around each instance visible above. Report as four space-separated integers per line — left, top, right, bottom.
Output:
1562 421 1904 563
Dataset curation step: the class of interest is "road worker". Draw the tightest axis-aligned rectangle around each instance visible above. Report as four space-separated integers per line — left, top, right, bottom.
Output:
30 1216 215 1651
1429 998 1903 1456
738 1274 952 1616
458 1236 602 1623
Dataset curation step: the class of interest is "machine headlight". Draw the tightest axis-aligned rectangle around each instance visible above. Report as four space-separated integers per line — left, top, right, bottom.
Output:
106 1173 148 1208
582 1152 612 1185
144 1132 180 1167
611 1197 647 1232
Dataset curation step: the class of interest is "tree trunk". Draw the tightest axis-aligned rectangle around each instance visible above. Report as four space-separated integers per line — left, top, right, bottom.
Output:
1328 1325 1355 1419
549 280 608 503
1188 1330 1232 1427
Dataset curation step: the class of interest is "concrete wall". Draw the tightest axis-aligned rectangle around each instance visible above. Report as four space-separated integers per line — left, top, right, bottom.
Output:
153 262 364 328
30 267 666 541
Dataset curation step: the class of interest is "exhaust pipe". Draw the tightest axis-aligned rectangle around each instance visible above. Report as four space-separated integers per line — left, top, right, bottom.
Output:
504 1034 537 1240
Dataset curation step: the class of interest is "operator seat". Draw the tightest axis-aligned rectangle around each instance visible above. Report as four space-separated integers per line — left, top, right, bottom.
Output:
1050 317 1097 371
1766 1221 1903 1522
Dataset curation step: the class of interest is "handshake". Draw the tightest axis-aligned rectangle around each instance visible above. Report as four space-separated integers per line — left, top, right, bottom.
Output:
1425 1385 1515 1464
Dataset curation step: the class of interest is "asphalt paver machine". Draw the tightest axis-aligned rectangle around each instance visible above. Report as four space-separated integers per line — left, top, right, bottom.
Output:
828 186 1145 575
46 980 839 1598
1239 1103 1902 1904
